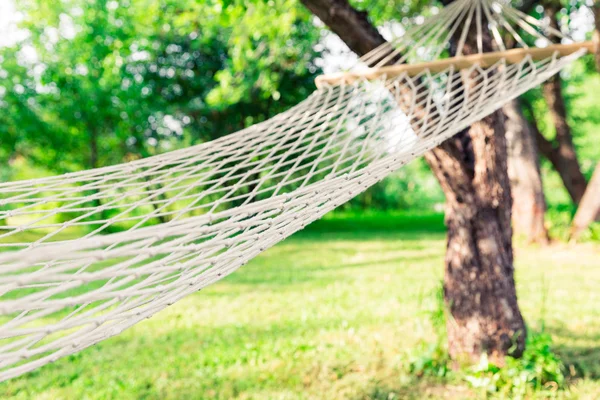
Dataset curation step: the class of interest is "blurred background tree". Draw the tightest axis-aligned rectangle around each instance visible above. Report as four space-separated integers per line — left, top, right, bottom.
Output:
0 0 598 243
0 0 321 173
3 0 599 226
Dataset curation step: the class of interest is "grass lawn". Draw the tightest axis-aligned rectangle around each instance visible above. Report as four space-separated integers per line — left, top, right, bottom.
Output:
1 212 599 399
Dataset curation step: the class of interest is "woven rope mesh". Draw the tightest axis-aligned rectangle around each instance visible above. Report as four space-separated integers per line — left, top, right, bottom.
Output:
0 0 590 381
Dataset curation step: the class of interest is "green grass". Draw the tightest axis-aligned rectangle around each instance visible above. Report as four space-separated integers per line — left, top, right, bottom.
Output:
1 212 599 399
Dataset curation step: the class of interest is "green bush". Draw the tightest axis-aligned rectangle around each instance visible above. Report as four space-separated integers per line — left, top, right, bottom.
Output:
574 222 600 242
464 333 565 398
408 342 451 379
407 283 567 398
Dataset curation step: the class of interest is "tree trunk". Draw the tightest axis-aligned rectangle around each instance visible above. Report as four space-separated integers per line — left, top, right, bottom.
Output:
301 0 526 363
89 126 102 213
538 3 587 204
424 119 525 363
90 127 99 170
88 127 112 225
570 3 600 239
595 1 600 70
142 179 170 225
571 163 600 239
503 99 548 243
541 76 587 204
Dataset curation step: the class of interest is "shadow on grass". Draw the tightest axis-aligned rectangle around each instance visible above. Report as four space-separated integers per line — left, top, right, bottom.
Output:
305 212 447 234
352 378 476 400
217 213 447 290
546 325 600 380
222 252 442 289
2 314 415 399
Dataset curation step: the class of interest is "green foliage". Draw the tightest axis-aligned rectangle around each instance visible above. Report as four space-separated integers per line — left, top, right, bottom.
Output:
408 326 568 399
407 283 569 399
0 0 321 174
408 341 451 379
0 0 328 228
344 159 445 212
2 0 599 229
572 222 600 242
310 210 447 233
545 206 576 242
529 60 600 180
464 333 566 398
544 207 600 243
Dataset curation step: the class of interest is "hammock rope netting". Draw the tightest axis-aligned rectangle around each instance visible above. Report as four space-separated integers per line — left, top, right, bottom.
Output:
0 0 594 381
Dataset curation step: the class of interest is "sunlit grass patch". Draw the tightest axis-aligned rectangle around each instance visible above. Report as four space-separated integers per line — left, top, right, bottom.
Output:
0 212 598 399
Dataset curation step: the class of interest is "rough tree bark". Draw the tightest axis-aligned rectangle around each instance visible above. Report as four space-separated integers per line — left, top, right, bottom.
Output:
537 2 588 204
301 0 526 363
503 99 548 243
570 5 600 239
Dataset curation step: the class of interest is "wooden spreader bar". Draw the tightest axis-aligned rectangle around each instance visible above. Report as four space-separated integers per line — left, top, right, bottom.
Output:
315 41 596 87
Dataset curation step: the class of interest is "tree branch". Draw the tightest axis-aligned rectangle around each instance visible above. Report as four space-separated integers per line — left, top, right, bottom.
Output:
300 0 386 57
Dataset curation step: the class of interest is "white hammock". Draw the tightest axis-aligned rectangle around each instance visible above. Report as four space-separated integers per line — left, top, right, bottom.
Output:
0 0 593 381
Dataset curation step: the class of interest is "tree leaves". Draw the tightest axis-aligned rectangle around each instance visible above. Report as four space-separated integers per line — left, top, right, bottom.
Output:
0 0 321 174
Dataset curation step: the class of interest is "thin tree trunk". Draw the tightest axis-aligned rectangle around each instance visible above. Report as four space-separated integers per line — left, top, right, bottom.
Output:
541 76 587 204
90 127 99 170
570 3 600 239
301 0 526 363
571 163 600 239
89 126 101 213
143 180 170 225
88 126 112 226
501 25 548 242
503 99 548 243
539 3 587 204
595 1 600 69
